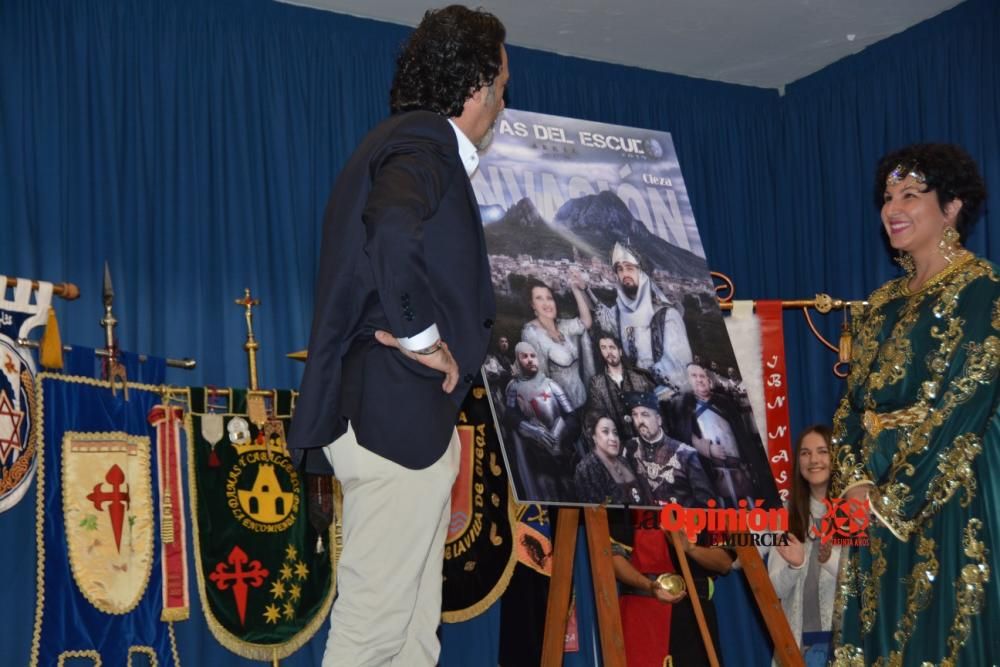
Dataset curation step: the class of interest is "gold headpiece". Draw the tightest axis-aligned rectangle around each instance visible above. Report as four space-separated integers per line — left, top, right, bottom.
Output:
886 163 926 187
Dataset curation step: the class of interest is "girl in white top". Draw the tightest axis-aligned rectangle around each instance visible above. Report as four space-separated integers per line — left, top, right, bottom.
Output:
768 425 841 667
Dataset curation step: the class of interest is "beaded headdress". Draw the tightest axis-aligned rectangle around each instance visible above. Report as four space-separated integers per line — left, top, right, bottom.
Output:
886 163 927 187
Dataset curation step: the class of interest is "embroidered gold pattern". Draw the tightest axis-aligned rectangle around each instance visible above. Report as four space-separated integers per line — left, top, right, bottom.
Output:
831 644 866 667
892 535 938 652
920 433 981 517
860 535 887 635
942 519 991 666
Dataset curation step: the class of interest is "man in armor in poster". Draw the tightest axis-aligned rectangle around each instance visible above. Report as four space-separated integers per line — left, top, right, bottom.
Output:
504 342 574 500
664 361 779 508
587 243 693 394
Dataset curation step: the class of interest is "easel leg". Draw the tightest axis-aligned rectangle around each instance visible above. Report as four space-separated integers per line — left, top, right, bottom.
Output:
541 508 579 667
669 531 721 667
582 507 626 667
733 543 804 667
540 507 627 666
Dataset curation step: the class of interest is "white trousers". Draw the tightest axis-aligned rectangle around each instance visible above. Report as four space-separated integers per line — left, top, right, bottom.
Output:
321 423 460 667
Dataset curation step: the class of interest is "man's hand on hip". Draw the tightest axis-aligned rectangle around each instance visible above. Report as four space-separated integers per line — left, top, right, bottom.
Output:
374 330 460 393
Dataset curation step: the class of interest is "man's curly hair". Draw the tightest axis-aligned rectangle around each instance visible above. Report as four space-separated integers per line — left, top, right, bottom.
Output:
390 5 506 117
874 143 987 242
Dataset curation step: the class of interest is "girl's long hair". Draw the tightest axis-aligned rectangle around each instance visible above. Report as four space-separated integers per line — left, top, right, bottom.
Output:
788 424 833 542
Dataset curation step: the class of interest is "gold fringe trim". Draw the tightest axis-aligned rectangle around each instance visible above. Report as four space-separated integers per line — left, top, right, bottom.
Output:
184 412 336 660
127 646 158 666
160 606 190 622
442 490 520 623
168 621 181 667
31 372 51 666
57 649 101 666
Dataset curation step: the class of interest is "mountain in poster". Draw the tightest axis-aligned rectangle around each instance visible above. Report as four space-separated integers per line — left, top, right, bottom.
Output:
484 190 707 279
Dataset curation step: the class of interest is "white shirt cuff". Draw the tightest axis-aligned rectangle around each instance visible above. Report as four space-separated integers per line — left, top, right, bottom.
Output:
398 323 440 352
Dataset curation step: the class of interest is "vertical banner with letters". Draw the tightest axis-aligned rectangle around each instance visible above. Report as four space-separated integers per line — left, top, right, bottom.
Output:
756 301 793 503
441 382 517 622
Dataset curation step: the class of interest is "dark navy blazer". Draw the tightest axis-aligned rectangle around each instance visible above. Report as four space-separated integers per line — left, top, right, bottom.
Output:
288 111 496 473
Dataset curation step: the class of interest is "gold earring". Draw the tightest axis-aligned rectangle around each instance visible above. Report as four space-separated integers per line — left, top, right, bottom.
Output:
895 251 915 276
938 226 962 263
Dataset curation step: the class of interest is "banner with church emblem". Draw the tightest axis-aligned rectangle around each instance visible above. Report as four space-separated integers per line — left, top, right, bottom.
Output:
31 374 179 667
0 276 52 512
186 387 334 660
442 381 517 622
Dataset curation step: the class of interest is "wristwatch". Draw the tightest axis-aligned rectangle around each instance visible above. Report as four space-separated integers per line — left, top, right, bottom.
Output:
412 340 444 356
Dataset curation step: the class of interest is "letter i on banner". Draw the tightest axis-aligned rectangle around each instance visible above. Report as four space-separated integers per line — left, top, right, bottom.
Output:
756 301 793 503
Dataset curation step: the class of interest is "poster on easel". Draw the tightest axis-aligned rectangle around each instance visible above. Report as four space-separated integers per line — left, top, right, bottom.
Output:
474 110 779 510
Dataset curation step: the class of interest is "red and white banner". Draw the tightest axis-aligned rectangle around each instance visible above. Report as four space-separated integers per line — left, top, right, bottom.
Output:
756 301 793 503
149 404 190 621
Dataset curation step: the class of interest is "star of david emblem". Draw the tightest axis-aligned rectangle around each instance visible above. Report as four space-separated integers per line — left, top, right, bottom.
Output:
0 391 25 465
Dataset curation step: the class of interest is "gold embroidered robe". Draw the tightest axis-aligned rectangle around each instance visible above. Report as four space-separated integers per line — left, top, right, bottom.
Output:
831 255 1000 666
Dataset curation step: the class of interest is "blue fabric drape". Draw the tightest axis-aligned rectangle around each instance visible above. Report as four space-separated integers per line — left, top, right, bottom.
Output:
1 0 998 665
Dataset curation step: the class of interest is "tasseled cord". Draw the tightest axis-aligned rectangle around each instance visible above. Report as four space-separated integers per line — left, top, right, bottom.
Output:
40 306 63 370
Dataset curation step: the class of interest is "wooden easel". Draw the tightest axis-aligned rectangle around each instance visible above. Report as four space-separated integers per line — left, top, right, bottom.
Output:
540 507 803 667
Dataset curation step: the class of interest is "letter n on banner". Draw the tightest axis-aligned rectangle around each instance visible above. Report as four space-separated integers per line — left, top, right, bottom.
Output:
757 301 792 503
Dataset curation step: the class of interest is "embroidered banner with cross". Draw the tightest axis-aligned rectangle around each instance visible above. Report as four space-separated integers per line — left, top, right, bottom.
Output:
31 373 179 667
186 387 335 661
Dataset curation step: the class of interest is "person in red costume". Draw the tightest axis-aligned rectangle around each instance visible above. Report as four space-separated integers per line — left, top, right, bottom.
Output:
610 508 734 666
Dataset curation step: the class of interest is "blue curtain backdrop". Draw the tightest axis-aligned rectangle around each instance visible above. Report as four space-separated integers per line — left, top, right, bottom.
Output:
1 0 997 665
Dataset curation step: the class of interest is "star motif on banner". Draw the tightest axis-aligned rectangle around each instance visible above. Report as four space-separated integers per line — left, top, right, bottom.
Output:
282 601 295 620
269 580 286 599
0 391 25 465
294 561 309 580
263 603 281 624
285 544 298 560
288 583 302 602
279 563 293 581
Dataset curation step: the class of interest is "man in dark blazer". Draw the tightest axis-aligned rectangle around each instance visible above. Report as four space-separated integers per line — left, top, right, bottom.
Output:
288 6 508 665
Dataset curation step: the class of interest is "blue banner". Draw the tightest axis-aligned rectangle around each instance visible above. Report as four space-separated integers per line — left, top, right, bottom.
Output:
31 374 178 666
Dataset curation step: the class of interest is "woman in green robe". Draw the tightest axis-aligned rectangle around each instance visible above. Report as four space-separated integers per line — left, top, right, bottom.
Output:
831 143 999 666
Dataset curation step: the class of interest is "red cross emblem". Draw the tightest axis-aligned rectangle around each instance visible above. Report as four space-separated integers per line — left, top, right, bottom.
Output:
86 464 131 553
210 545 269 626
